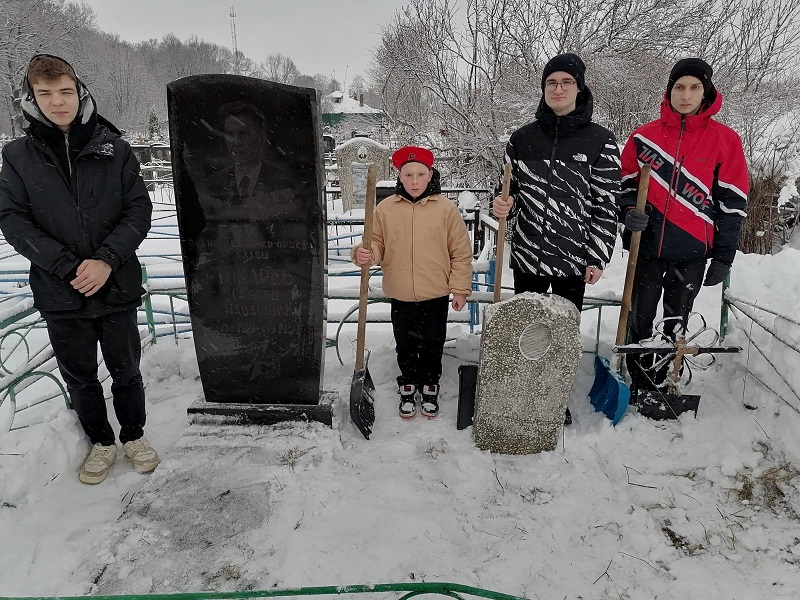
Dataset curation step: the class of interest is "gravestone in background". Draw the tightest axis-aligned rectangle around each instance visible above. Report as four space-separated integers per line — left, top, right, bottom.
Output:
167 74 333 424
351 162 370 208
473 293 582 454
336 138 391 212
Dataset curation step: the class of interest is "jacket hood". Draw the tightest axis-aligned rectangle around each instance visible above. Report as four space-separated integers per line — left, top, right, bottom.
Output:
534 85 594 136
395 167 442 202
21 66 97 134
659 86 722 130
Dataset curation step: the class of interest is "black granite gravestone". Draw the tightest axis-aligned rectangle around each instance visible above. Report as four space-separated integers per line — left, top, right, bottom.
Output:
167 75 331 424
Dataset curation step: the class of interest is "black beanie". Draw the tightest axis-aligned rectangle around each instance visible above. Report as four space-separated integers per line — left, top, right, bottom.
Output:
667 58 713 97
541 53 586 91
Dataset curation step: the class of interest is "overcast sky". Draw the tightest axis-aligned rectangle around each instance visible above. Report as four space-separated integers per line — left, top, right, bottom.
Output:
82 0 415 84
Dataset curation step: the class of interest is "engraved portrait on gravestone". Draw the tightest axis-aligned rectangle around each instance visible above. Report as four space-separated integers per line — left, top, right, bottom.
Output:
168 75 325 405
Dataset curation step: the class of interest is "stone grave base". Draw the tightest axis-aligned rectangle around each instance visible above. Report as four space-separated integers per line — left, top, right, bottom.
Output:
187 391 337 426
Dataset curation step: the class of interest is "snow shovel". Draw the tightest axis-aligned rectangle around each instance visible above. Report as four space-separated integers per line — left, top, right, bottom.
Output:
457 164 513 428
349 164 377 439
588 164 652 424
623 284 741 420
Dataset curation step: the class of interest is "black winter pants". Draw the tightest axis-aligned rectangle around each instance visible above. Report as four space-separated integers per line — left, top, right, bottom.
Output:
626 255 706 390
513 270 586 311
391 296 450 388
45 309 146 446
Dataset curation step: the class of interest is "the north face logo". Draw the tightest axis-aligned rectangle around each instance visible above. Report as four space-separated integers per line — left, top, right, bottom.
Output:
97 142 115 157
573 153 587 162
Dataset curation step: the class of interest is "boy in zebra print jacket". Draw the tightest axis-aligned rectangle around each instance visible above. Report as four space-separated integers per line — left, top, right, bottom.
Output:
492 53 620 313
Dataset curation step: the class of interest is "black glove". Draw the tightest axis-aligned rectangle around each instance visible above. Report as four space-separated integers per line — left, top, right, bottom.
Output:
624 208 649 232
703 260 731 286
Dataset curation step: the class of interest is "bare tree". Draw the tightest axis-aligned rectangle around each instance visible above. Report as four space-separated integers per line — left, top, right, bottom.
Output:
260 53 300 84
371 0 800 190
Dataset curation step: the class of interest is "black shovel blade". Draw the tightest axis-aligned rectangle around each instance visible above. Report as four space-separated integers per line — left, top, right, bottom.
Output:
636 390 700 421
349 365 375 439
457 364 478 430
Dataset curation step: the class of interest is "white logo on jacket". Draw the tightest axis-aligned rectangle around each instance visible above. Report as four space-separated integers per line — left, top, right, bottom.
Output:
573 153 587 162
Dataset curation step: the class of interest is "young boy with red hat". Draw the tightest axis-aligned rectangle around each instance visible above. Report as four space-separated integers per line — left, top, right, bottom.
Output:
353 146 473 418
619 58 749 394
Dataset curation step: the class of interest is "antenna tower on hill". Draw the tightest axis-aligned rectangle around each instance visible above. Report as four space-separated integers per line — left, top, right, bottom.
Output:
230 6 239 74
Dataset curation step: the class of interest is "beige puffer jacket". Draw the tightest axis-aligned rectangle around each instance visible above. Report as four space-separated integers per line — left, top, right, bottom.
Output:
354 193 473 302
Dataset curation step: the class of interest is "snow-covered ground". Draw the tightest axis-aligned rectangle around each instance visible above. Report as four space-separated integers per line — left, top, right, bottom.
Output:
1 188 800 600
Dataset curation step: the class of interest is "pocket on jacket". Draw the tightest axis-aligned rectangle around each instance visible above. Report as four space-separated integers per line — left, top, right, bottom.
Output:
98 257 145 305
29 266 83 312
705 221 715 253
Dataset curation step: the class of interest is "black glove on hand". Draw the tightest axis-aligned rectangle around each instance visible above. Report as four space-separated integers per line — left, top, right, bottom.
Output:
624 208 649 232
703 260 731 286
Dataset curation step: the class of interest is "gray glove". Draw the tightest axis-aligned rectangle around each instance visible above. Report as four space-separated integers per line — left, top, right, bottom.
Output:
624 208 649 232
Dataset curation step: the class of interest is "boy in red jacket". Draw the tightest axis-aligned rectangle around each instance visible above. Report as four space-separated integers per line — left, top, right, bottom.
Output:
353 146 473 418
619 58 749 393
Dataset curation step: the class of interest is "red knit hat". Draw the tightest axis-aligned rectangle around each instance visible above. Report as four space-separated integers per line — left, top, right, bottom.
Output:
392 146 434 170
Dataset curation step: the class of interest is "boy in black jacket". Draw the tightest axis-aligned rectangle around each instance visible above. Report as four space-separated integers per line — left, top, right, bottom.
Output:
492 53 620 425
0 54 156 484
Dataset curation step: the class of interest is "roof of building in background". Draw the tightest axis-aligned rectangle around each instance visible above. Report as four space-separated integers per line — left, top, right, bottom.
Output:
323 91 383 115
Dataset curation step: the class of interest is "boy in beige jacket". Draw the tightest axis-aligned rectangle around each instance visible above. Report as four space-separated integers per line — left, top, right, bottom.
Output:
353 146 473 418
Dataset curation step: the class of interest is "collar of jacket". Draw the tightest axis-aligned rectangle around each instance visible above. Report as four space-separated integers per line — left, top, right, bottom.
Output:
394 167 442 202
658 87 722 131
535 85 594 137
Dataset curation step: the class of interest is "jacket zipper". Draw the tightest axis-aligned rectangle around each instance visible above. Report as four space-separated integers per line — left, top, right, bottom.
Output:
64 132 90 251
64 132 72 179
545 117 560 224
411 201 416 300
658 117 686 256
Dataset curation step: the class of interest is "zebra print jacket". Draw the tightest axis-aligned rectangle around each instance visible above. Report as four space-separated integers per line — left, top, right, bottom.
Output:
498 87 620 277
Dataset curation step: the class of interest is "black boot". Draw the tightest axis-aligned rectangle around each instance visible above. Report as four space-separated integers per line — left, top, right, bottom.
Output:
398 383 417 418
420 384 439 418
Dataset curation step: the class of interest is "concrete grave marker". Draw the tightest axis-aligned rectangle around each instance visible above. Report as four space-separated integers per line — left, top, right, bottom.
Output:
473 292 581 454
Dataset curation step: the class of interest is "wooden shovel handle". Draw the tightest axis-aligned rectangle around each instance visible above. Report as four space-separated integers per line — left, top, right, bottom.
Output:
614 164 652 353
493 163 512 303
355 164 377 371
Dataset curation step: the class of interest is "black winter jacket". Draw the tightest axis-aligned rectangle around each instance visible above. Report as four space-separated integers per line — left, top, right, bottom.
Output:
498 87 620 277
0 86 151 316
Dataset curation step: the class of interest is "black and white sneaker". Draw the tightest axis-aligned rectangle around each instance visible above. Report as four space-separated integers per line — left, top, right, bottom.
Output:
420 384 439 418
398 384 417 418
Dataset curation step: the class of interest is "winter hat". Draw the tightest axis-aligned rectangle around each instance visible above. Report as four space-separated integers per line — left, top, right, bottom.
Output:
541 53 586 91
667 58 713 97
392 146 434 170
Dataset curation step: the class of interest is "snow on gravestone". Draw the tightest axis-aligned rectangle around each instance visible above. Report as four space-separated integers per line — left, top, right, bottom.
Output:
336 138 391 212
167 75 332 424
473 293 582 454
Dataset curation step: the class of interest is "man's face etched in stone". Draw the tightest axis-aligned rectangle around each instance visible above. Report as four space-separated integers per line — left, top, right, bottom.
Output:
223 113 265 168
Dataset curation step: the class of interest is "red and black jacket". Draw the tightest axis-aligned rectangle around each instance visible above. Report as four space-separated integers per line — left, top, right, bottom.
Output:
620 89 748 265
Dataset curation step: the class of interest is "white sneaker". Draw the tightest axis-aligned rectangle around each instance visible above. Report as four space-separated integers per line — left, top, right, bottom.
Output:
79 444 117 484
123 436 160 474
